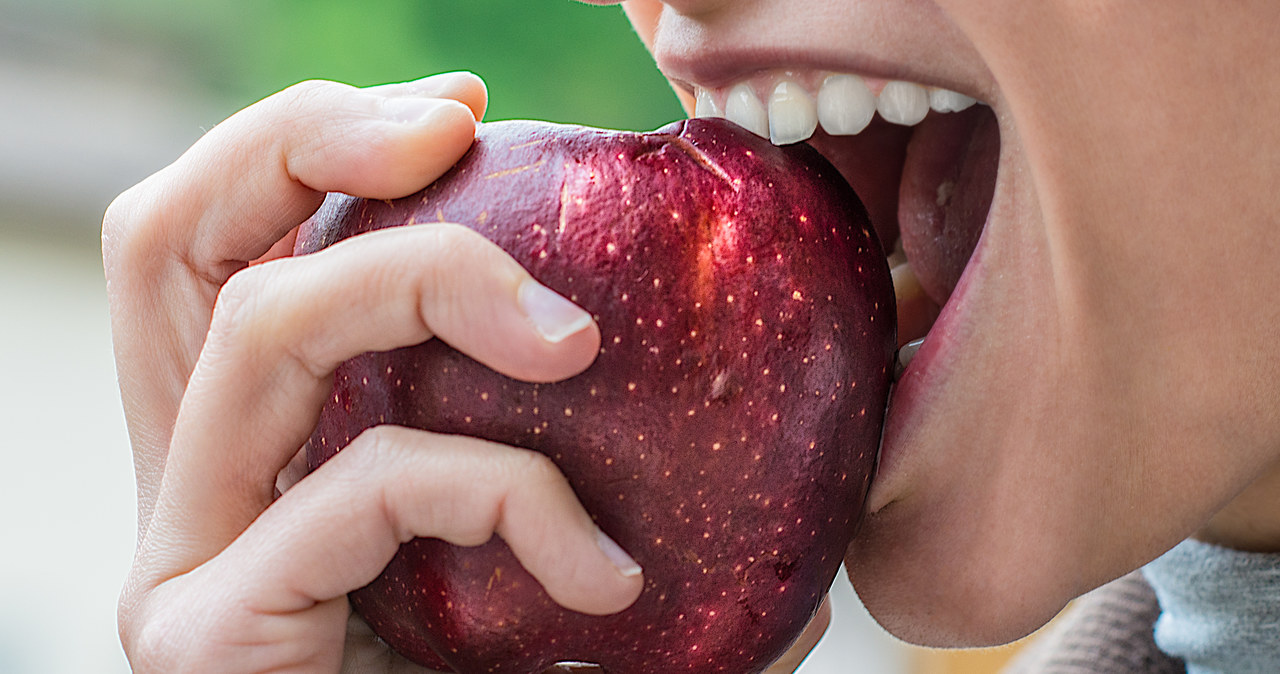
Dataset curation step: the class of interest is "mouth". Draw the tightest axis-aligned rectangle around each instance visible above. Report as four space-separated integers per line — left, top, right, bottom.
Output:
684 68 1000 371
681 68 1002 516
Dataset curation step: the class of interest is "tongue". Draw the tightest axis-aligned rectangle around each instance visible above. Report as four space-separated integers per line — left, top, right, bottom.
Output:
898 105 1000 305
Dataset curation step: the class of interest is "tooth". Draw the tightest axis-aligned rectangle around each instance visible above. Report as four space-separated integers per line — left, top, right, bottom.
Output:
877 81 930 126
724 83 770 138
817 74 876 135
929 87 977 113
768 79 818 145
896 338 925 376
886 237 908 269
695 88 724 118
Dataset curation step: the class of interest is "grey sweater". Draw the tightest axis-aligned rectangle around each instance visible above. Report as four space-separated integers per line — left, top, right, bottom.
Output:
1142 539 1280 673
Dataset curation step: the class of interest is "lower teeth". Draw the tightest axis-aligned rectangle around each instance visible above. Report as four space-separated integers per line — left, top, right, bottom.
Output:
895 338 926 379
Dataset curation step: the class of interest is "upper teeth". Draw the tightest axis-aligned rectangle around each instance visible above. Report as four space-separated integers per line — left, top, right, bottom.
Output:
695 71 980 145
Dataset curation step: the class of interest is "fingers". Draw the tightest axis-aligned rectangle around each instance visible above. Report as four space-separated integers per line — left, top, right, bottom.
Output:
144 223 600 580
127 428 641 670
204 426 644 617
103 72 488 530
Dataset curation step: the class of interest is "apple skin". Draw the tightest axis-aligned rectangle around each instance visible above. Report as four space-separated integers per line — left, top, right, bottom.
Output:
296 118 895 673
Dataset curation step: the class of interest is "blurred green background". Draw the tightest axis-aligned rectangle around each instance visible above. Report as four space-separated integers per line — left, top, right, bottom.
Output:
102 0 684 129
0 0 685 241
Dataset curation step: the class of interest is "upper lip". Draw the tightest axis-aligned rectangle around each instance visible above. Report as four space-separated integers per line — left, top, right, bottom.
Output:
659 46 952 94
660 48 988 109
650 19 998 109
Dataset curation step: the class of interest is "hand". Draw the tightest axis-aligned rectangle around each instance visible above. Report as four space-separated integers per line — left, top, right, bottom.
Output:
104 73 644 672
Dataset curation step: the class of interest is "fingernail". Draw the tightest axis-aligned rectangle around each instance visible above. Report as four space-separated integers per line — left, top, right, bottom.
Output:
595 527 643 578
518 279 594 344
380 96 455 124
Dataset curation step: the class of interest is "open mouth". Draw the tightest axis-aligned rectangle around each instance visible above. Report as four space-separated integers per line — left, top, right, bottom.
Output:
688 70 1001 365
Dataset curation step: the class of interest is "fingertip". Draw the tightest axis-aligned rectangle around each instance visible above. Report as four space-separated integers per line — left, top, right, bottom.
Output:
374 71 488 122
354 98 478 199
548 548 645 617
545 523 644 616
592 528 647 612
440 71 488 121
585 571 646 616
413 96 480 163
517 280 590 343
517 279 604 361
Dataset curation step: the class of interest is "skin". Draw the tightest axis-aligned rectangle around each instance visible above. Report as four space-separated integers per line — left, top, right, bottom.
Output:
607 0 1280 648
106 0 1280 669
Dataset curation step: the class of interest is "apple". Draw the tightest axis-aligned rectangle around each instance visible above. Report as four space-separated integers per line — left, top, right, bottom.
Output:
296 118 895 673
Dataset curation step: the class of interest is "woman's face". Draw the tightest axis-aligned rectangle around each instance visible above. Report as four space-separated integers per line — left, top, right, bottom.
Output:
606 0 1280 646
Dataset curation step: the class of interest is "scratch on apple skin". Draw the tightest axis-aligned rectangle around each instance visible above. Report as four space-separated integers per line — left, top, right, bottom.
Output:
507 137 554 151
660 124 738 192
558 173 570 236
484 158 547 180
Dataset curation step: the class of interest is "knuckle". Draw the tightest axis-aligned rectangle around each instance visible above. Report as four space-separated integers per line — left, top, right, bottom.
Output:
348 425 400 464
125 616 171 672
100 186 137 264
419 226 469 299
207 262 275 348
121 594 194 673
340 426 414 487
514 450 564 490
101 172 171 281
415 223 511 317
278 78 354 111
420 221 485 269
268 79 360 134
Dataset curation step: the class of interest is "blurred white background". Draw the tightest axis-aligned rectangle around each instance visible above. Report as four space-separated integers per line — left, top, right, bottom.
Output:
0 1 1018 672
0 3 221 672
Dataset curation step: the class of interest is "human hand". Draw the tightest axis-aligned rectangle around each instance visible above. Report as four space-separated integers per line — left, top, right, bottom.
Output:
104 72 646 672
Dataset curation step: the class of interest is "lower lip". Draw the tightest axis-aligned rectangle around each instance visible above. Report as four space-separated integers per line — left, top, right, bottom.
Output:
872 228 987 508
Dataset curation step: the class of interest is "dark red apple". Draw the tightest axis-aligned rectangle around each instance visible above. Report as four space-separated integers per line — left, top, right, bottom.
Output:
296 118 895 673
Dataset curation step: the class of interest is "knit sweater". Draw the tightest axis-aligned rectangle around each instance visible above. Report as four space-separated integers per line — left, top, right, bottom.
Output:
1142 539 1280 673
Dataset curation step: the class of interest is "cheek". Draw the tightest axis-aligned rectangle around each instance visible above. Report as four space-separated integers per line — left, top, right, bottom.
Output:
948 0 1280 492
871 0 1280 644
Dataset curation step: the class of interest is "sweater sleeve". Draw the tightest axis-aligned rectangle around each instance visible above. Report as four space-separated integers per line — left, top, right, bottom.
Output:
1001 572 1185 674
